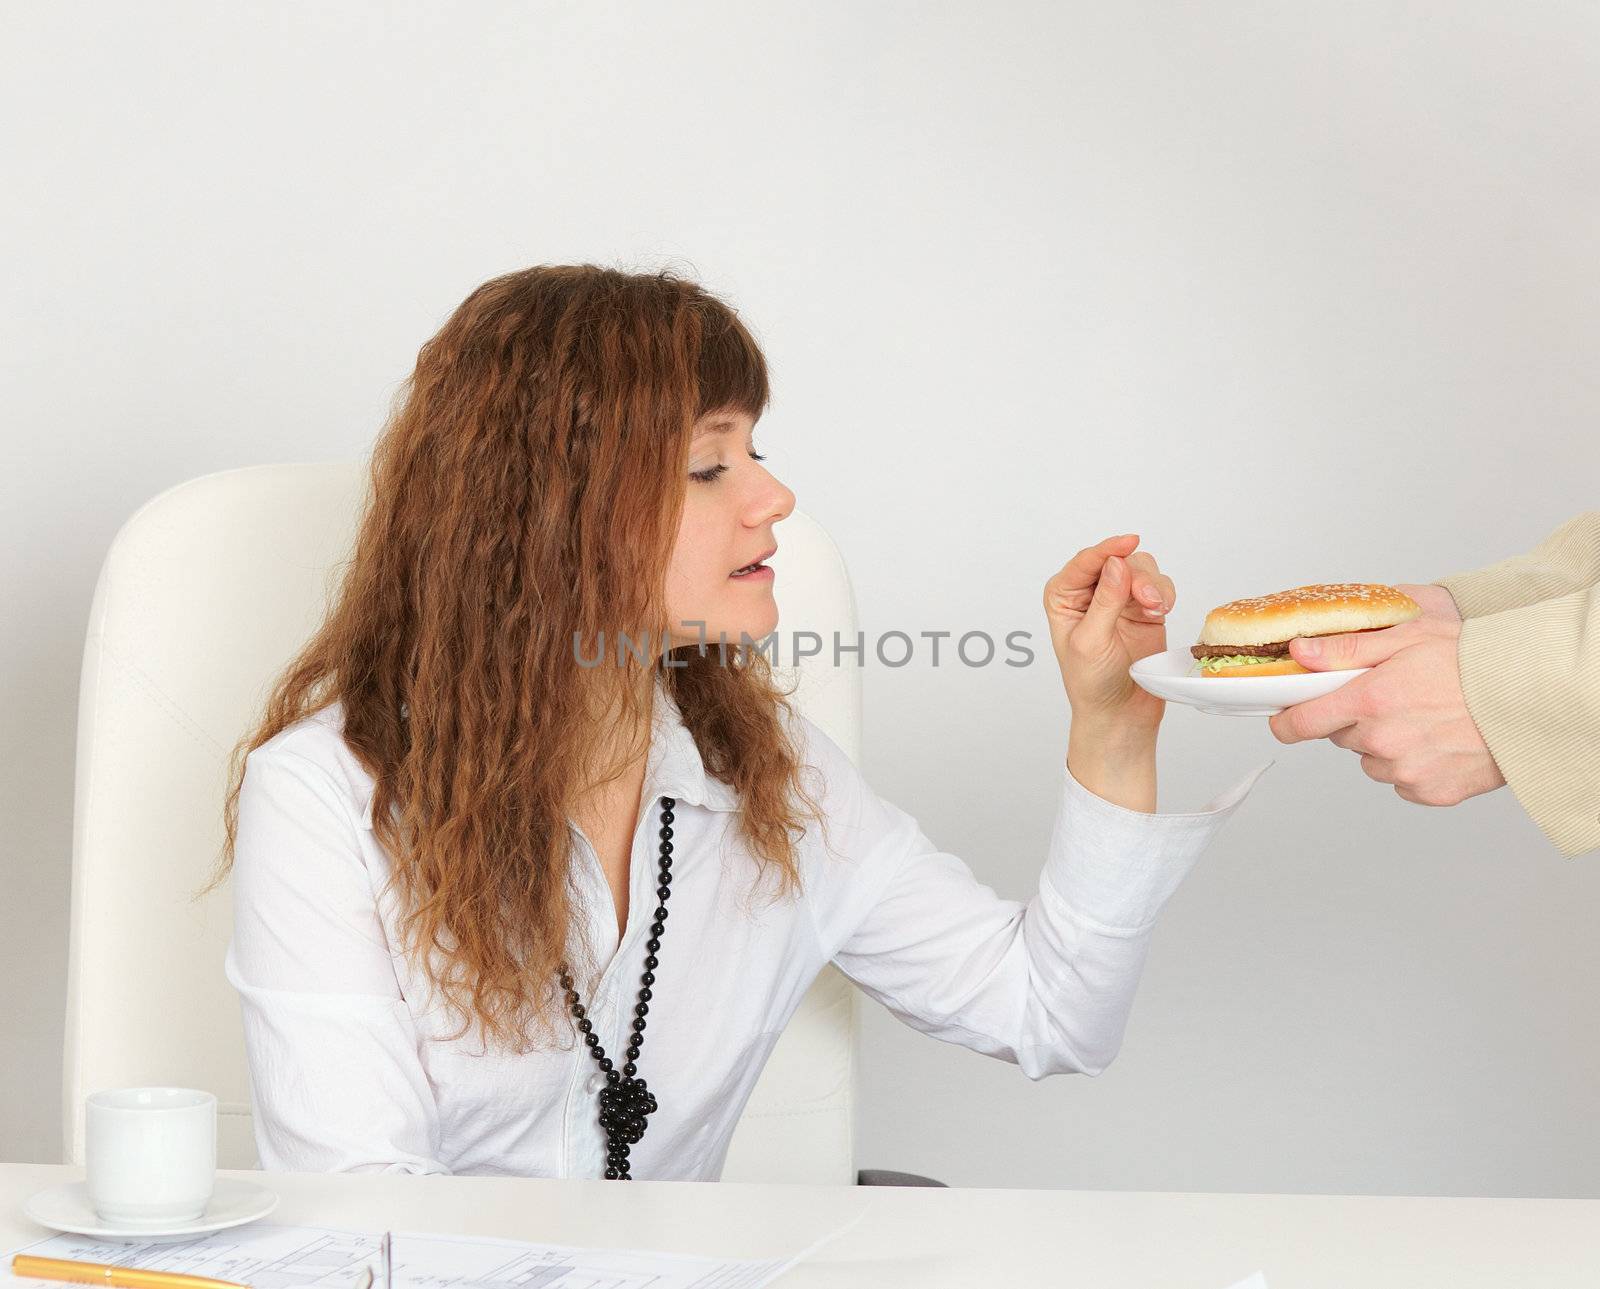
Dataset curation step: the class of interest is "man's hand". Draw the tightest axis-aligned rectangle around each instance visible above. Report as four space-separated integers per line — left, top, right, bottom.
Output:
1266 584 1506 807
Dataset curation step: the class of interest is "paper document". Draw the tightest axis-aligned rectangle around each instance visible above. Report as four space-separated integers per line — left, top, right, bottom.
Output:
4 1226 384 1289
4 1220 836 1289
386 1229 801 1289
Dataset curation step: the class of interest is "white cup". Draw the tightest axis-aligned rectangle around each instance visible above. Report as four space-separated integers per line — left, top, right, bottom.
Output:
85 1087 216 1225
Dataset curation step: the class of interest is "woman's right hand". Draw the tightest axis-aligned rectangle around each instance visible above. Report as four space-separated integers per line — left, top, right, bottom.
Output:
1044 533 1175 735
1044 534 1177 812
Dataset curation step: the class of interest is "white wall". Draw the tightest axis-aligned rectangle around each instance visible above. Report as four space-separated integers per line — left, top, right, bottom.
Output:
4 1 1597 1195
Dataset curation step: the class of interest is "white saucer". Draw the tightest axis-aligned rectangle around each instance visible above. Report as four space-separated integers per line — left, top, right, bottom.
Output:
1130 648 1369 717
22 1178 279 1242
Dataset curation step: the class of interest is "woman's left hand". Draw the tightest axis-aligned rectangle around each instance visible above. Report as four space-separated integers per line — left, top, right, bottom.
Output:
1044 533 1175 736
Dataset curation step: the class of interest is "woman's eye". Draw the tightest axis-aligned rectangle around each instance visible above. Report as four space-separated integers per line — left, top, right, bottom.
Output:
690 449 766 484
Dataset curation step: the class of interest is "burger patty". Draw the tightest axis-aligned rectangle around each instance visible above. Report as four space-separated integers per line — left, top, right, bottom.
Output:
1189 624 1389 661
1189 641 1292 661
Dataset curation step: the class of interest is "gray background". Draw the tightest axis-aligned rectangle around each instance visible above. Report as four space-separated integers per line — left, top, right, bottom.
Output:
4 1 1598 1195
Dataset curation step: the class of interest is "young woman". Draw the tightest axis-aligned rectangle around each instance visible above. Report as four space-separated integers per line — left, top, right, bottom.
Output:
217 265 1262 1181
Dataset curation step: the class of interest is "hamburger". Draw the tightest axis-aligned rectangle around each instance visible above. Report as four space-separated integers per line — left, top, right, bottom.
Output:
1190 583 1421 677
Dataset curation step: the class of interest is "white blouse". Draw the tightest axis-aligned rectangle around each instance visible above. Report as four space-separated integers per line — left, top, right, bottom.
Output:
225 682 1268 1180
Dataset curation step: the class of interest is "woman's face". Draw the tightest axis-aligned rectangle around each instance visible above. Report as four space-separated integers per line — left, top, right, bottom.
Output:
664 409 795 652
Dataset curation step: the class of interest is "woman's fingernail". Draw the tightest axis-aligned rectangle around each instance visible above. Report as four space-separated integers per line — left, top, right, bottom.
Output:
1298 637 1321 657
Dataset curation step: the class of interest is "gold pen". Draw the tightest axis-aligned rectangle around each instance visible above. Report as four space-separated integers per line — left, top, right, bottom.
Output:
10 1254 248 1289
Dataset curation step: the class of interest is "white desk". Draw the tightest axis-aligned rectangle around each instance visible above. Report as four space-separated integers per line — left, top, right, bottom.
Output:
3 1164 1596 1287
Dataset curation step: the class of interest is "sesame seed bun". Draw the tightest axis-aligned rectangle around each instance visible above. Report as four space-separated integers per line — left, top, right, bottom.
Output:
1197 583 1421 648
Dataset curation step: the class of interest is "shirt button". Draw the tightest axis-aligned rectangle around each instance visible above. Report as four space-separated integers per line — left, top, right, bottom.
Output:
585 1072 606 1095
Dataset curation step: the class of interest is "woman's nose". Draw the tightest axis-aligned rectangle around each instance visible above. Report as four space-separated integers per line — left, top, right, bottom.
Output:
747 467 796 524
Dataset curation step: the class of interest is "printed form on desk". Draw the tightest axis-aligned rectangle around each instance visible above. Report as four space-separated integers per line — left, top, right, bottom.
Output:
4 1219 863 1289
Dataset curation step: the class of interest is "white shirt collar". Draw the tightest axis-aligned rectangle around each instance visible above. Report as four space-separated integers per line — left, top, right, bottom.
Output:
643 675 741 814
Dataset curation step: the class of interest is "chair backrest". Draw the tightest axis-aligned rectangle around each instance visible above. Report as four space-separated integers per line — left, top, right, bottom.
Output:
64 462 863 1184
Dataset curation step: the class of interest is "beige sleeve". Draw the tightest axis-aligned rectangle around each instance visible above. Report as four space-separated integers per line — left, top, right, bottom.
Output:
1452 584 1600 858
1432 511 1600 618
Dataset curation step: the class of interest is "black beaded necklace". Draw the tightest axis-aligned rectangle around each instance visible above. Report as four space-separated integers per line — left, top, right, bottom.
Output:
557 795 675 1181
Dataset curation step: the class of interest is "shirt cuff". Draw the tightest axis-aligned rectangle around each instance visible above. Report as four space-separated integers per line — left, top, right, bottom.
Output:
1041 759 1273 933
1455 594 1600 859
1432 570 1513 620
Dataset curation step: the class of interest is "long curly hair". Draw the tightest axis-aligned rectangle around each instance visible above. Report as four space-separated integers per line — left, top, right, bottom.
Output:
207 264 825 1052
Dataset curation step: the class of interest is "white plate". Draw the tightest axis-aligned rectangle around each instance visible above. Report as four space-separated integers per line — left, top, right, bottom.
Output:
1129 648 1369 717
22 1178 279 1242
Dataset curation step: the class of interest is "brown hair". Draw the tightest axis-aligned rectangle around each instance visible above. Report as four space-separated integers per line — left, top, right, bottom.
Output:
207 265 825 1051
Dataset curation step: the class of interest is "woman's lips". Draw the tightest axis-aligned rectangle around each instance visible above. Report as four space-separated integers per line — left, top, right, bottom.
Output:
730 546 777 578
729 563 774 581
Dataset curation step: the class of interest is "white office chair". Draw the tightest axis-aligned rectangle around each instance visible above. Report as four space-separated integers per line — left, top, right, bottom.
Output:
62 461 929 1186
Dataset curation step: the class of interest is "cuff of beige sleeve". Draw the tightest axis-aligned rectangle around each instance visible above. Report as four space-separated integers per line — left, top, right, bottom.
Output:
1456 601 1600 859
1433 570 1518 620
1042 760 1273 933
